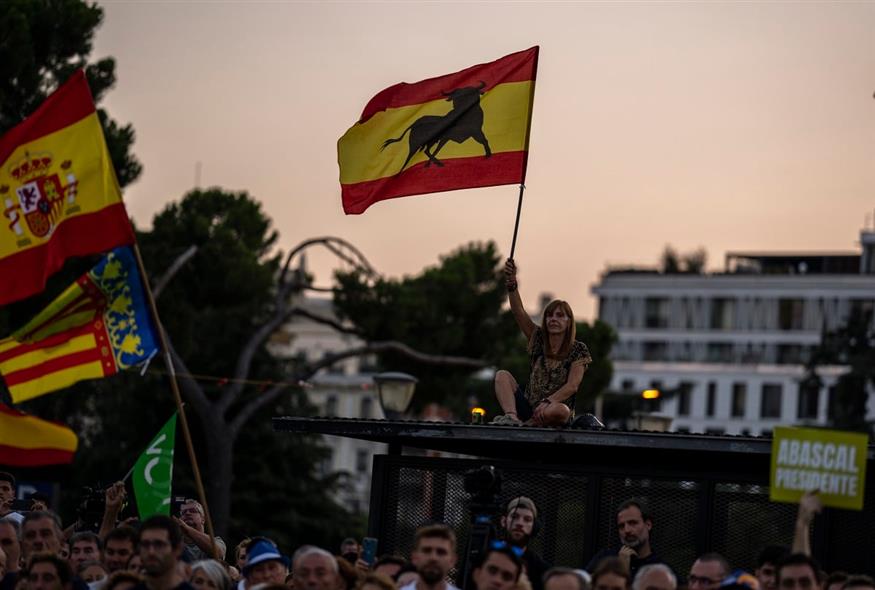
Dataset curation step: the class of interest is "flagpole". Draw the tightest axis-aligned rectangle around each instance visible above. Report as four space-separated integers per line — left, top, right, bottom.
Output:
508 184 525 260
130 242 219 560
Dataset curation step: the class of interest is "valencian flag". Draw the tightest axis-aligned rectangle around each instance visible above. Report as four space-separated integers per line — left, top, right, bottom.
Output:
132 413 176 519
0 403 78 466
0 69 135 305
338 46 538 214
0 246 158 403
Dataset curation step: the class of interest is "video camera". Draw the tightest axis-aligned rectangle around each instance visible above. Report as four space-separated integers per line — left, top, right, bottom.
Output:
460 465 503 590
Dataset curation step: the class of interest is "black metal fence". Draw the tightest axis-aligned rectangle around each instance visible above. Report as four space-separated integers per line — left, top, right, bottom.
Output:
367 454 865 578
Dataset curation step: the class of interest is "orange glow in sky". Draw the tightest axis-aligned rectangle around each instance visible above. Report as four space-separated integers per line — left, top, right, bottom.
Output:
95 2 875 320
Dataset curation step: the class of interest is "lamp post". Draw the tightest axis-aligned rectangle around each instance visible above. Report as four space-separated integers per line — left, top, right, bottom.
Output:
373 372 418 420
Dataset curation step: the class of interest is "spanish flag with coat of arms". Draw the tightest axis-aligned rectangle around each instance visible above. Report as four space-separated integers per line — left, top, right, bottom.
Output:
0 69 135 305
338 47 538 214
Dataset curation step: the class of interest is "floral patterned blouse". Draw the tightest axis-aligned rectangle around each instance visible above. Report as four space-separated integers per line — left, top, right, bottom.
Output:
523 328 593 410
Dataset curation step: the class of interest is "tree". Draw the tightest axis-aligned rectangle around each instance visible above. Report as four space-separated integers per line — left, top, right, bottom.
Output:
333 243 616 417
807 307 875 433
660 245 707 274
333 242 519 414
0 0 142 187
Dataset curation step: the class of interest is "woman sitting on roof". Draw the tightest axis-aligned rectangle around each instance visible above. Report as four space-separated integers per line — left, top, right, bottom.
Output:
490 259 592 426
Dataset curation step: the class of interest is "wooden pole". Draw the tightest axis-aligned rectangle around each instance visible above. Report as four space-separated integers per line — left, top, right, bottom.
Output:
130 242 219 559
508 184 526 260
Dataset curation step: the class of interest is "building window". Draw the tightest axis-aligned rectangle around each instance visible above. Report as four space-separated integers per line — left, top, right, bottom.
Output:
643 341 668 361
707 343 733 363
710 298 735 330
798 382 819 420
355 449 368 473
360 397 373 419
731 383 746 418
645 298 670 329
677 382 693 417
325 395 338 416
621 379 635 392
706 382 717 417
760 384 782 419
647 380 663 412
777 345 805 365
705 427 726 436
778 299 805 330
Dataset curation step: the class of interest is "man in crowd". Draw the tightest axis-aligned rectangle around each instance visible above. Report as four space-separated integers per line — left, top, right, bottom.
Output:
590 558 630 590
175 499 226 561
471 544 523 590
688 554 730 590
755 546 789 590
0 474 22 525
403 524 459 590
24 554 72 590
544 568 590 590
373 555 408 580
0 518 21 588
501 497 549 590
104 527 138 573
842 577 875 590
21 511 64 560
775 554 820 590
135 515 192 590
340 538 360 563
586 500 662 579
242 538 289 587
633 565 676 590
68 532 102 573
291 546 341 590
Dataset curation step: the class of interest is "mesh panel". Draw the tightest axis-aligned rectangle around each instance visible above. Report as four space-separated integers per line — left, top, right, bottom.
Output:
711 483 798 571
372 455 875 577
597 477 700 575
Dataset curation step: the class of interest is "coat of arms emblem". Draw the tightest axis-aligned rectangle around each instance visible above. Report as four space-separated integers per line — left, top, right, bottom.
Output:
2 152 78 242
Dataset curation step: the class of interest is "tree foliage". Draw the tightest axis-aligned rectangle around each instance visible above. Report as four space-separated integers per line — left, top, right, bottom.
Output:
807 307 875 432
9 189 362 551
660 245 707 274
333 243 615 416
0 0 142 186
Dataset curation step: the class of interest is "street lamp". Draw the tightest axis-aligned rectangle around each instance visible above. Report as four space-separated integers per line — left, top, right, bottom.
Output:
373 372 418 420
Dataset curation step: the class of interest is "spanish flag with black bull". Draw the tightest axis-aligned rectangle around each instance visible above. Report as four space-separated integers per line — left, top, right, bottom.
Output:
0 69 135 305
338 46 539 215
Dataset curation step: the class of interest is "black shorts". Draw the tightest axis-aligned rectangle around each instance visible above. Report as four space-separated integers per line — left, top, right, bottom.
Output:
514 386 534 422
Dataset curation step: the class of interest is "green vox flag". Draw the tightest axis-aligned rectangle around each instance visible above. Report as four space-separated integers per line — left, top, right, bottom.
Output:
132 413 177 519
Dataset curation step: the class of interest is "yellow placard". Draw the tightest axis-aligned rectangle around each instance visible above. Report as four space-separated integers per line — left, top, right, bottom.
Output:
770 426 869 510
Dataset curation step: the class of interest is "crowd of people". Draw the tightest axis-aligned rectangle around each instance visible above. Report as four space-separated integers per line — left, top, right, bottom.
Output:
1 472 872 590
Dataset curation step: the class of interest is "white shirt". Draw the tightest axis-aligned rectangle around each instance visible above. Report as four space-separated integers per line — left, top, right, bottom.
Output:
400 580 461 590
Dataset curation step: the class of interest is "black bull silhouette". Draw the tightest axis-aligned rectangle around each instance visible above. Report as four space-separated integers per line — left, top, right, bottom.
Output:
380 81 491 173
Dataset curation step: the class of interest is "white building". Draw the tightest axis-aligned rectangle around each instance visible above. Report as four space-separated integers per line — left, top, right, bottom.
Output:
591 226 875 435
268 295 385 513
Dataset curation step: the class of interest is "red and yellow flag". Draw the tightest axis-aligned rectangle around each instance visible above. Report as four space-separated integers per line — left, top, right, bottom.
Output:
338 47 539 214
0 403 78 466
0 247 159 404
0 69 135 305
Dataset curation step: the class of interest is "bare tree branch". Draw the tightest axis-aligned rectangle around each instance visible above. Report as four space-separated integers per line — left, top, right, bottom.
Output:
153 245 198 299
295 341 487 384
290 308 361 336
228 339 487 434
165 338 212 419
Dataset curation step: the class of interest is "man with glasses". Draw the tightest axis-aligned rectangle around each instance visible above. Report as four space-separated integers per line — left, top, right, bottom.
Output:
687 554 729 590
173 499 225 561
775 554 820 590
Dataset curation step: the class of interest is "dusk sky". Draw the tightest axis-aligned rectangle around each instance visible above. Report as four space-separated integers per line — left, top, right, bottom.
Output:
94 2 875 320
